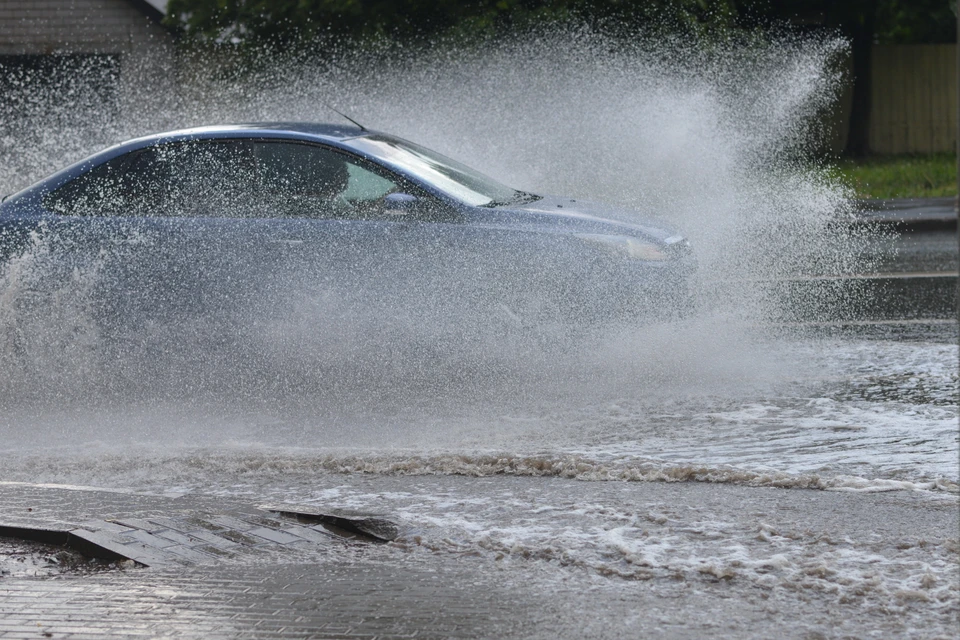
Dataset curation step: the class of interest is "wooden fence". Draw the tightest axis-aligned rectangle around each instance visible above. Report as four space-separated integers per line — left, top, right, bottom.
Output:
868 44 956 155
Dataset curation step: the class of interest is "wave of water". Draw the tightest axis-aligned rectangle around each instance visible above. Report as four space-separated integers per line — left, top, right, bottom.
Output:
0 28 947 489
1 332 955 495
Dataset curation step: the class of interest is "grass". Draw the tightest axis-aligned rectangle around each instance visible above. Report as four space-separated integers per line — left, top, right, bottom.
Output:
833 153 957 200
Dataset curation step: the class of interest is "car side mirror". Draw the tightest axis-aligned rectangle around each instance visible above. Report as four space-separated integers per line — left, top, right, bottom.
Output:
383 192 418 215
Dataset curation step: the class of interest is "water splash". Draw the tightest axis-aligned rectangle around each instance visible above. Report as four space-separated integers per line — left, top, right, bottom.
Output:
0 28 883 441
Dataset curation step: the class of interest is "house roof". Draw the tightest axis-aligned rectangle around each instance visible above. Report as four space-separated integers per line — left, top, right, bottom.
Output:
128 0 166 23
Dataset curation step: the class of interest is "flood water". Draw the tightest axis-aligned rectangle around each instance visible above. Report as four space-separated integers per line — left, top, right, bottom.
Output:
0 29 957 637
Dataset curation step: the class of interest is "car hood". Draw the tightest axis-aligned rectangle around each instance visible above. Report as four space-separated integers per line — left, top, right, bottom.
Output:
491 195 682 244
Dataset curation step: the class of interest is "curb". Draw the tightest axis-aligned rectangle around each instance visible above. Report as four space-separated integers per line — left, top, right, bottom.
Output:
856 197 957 231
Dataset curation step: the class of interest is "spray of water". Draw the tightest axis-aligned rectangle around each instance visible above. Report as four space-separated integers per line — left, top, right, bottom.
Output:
0 27 880 450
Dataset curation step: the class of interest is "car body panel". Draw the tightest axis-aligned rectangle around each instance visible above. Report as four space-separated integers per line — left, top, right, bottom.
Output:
0 123 695 333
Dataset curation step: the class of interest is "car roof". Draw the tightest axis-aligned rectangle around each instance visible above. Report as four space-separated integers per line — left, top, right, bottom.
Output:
0 123 374 206
124 122 369 146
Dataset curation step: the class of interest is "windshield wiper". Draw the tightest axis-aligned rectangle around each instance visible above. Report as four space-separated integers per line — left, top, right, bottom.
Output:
482 191 541 208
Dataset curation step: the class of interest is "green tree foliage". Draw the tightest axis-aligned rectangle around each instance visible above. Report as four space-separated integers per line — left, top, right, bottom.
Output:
163 0 741 50
874 0 956 44
733 0 956 44
164 0 956 49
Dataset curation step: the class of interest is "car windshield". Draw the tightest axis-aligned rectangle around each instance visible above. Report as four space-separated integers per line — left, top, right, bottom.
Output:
345 134 532 207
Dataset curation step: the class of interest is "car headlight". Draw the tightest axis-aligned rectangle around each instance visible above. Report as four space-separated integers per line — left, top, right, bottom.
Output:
574 233 669 261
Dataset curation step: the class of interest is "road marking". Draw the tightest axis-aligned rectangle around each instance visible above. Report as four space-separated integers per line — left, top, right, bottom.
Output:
772 318 957 327
704 271 958 283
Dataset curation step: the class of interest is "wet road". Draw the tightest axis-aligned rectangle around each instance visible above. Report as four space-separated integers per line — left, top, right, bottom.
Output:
880 229 957 274
0 229 957 639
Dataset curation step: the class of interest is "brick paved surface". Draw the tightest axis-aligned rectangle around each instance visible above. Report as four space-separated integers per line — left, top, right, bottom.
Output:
0 482 550 639
0 482 367 567
1 562 539 639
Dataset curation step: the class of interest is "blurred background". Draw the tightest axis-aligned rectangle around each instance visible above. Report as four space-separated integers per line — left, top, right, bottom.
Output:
0 0 956 202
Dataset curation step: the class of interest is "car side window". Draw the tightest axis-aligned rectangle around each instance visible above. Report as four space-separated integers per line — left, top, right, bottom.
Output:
45 138 438 220
44 156 131 216
124 141 258 217
343 163 399 203
45 140 259 217
252 141 402 219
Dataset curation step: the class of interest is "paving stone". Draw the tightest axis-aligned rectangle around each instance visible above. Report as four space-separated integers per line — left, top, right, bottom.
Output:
145 516 193 532
206 515 257 532
76 519 133 534
181 528 240 550
213 528 264 546
0 483 542 639
194 544 235 558
118 528 180 549
151 528 200 545
160 544 220 564
68 528 170 567
245 527 304 545
110 518 166 533
279 525 339 545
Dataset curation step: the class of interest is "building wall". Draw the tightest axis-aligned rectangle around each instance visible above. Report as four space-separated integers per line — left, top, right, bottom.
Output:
0 0 175 191
0 0 167 54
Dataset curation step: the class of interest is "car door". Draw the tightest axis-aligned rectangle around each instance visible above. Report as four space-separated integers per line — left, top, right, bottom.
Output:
32 137 447 329
246 140 571 331
242 140 450 319
37 139 275 324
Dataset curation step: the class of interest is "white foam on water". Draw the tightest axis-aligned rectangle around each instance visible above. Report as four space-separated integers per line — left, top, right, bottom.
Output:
0 326 955 493
325 478 957 626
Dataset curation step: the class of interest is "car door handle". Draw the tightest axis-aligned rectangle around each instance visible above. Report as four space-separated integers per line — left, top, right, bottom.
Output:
267 238 305 246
